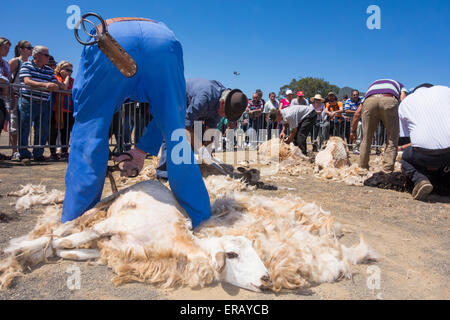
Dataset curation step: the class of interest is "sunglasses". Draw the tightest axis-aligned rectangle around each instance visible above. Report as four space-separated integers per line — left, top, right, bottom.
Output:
22 46 33 50
63 68 73 73
40 52 50 57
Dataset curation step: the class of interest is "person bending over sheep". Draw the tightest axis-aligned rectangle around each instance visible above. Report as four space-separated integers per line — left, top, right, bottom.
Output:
62 18 211 228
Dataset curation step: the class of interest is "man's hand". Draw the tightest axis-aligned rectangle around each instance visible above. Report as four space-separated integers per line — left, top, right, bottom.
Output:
280 132 286 140
45 82 59 92
349 132 356 143
113 147 146 177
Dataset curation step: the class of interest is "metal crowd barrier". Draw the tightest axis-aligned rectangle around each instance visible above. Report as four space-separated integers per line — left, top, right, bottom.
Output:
0 83 388 158
0 83 151 158
233 111 387 150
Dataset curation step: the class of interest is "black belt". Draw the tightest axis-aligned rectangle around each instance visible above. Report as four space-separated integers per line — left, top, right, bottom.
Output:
413 147 450 155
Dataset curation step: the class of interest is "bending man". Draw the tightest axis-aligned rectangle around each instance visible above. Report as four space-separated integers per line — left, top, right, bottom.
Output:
62 18 211 228
156 78 247 179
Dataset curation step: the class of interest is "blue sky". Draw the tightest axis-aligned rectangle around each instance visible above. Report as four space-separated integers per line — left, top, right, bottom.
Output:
2 0 449 98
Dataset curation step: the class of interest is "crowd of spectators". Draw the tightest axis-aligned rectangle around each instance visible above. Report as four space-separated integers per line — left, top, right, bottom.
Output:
0 38 73 162
217 87 375 155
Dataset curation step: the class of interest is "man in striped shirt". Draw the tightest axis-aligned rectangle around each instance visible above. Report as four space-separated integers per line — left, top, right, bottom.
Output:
18 45 66 162
350 79 408 172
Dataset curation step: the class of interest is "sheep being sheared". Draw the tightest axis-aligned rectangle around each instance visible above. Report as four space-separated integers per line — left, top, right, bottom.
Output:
1 178 377 292
0 180 269 292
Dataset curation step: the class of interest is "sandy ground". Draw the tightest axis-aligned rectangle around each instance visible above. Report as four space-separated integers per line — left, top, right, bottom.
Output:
0 153 449 300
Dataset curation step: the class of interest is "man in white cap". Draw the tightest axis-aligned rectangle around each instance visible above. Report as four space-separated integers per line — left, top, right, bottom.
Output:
280 89 293 109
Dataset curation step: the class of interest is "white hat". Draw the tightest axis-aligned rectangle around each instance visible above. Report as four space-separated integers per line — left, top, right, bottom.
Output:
310 94 325 102
285 89 293 95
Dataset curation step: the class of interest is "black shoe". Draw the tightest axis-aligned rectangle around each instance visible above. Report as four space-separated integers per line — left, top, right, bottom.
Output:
33 156 46 162
49 154 60 162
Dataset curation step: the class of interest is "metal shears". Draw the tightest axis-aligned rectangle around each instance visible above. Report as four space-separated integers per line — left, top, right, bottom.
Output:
106 152 139 193
74 12 137 78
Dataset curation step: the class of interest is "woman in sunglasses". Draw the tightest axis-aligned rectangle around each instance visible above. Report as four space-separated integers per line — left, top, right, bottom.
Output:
8 40 33 160
49 61 74 161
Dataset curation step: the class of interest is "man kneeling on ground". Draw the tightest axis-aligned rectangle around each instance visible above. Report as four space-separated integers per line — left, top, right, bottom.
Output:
398 83 450 200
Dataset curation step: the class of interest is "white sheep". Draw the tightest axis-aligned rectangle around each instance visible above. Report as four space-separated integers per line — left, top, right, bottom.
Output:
1 178 378 292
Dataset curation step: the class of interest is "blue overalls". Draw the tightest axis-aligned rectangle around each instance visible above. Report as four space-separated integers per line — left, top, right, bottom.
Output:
62 19 211 228
156 78 224 178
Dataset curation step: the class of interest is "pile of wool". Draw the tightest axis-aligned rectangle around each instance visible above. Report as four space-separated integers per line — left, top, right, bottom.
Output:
314 137 404 186
8 184 65 210
258 138 314 176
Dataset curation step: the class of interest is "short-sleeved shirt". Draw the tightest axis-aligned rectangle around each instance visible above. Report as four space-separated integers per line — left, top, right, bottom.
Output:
280 98 291 109
364 79 406 101
344 97 363 111
0 58 10 82
280 104 315 129
291 97 309 106
399 85 450 150
325 101 343 120
247 99 264 119
263 99 279 113
19 61 57 101
185 78 226 128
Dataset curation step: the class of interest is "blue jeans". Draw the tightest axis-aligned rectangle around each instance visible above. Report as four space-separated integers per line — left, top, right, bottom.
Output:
18 97 50 159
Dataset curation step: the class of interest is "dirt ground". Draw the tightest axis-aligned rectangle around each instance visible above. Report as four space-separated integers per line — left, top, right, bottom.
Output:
0 153 449 300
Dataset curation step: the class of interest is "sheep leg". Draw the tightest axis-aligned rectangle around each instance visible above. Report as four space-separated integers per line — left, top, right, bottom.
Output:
55 249 101 260
52 230 100 249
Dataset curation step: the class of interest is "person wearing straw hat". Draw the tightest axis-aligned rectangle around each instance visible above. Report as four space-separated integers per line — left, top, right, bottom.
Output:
310 94 326 151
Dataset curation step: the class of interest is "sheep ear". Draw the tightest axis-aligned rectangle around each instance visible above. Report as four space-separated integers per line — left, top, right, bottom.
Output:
237 167 247 173
215 251 226 272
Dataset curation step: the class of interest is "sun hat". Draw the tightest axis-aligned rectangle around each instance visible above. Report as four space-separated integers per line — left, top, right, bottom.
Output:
296 91 305 97
285 89 293 95
310 94 325 102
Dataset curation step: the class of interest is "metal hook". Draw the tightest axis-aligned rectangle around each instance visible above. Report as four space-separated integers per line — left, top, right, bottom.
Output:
74 12 107 46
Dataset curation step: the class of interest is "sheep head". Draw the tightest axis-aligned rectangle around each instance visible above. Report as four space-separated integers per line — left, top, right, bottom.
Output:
207 235 270 292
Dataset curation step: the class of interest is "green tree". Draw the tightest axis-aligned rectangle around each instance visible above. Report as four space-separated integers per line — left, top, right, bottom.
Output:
279 77 340 100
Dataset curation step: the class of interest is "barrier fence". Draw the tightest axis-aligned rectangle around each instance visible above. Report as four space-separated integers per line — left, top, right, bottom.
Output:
0 83 387 159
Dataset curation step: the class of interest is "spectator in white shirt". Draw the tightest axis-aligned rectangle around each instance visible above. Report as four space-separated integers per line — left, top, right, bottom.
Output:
398 83 450 200
264 92 279 139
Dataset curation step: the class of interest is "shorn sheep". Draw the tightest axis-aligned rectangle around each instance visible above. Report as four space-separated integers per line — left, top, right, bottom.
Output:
1 176 377 293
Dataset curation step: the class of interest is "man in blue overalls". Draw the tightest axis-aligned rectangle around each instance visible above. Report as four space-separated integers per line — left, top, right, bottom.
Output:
156 78 248 179
62 18 211 228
